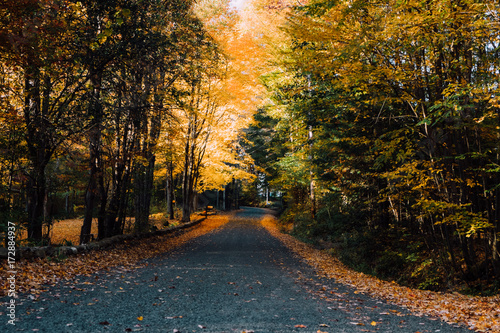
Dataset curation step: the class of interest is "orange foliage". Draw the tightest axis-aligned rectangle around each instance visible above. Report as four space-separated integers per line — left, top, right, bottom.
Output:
48 218 98 245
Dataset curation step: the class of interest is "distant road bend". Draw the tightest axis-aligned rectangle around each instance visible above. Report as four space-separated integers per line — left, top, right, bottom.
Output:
6 207 472 332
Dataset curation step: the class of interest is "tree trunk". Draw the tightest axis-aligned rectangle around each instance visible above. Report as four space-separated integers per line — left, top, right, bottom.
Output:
223 184 226 211
81 70 104 243
24 61 47 241
181 164 192 222
134 155 155 233
192 191 198 213
105 174 123 237
27 168 46 240
166 164 175 219
181 121 194 222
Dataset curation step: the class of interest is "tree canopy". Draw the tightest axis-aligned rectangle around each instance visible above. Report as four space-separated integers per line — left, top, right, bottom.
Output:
243 0 500 292
0 0 255 243
1 0 499 293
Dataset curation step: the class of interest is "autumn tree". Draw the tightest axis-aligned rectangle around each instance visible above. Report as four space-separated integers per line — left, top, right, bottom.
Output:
1 0 88 241
0 65 26 234
253 0 500 288
172 40 224 221
75 0 211 239
151 0 258 221
0 0 257 245
74 0 129 243
97 0 205 235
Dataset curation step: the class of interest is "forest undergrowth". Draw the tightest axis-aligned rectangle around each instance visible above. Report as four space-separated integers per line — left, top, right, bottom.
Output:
279 204 500 297
260 214 500 333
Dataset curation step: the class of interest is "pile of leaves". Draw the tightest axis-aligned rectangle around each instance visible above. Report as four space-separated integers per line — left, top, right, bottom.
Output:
0 215 229 298
260 215 500 333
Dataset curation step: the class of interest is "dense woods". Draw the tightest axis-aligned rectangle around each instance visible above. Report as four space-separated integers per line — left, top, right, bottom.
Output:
1 0 500 295
243 0 500 293
0 0 253 244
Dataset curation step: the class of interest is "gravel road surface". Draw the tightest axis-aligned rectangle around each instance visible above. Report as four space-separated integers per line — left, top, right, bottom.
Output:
4 207 472 332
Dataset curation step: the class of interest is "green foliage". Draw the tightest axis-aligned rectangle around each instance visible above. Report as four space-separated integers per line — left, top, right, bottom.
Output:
21 238 51 247
47 249 68 263
60 239 74 247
